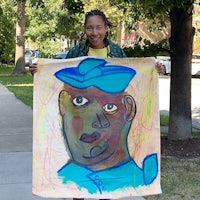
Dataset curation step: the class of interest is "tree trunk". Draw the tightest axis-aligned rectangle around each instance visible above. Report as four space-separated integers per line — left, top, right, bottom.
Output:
116 17 123 47
168 5 195 139
12 0 26 76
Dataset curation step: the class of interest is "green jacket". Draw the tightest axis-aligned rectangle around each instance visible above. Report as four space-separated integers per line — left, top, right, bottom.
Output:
66 40 126 58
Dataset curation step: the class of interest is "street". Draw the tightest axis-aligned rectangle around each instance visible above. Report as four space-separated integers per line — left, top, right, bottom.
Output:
159 76 200 129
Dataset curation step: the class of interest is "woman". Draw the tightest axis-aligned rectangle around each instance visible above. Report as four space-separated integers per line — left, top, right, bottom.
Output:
66 9 126 59
30 9 164 74
30 10 163 200
30 9 128 74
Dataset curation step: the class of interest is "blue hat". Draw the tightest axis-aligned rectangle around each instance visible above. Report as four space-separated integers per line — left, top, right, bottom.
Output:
55 57 136 94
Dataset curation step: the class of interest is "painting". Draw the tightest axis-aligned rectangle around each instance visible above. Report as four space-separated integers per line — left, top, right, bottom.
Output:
32 57 161 199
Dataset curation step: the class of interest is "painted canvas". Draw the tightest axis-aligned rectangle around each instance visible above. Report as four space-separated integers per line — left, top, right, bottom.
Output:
32 57 161 199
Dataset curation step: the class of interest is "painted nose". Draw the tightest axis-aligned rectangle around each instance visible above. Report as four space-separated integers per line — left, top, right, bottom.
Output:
92 113 110 129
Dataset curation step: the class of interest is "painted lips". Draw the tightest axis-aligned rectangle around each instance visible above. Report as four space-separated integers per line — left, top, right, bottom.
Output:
80 132 101 143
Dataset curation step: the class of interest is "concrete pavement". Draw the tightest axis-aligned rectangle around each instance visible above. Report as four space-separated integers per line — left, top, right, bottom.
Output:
0 83 147 200
159 76 200 130
0 83 60 200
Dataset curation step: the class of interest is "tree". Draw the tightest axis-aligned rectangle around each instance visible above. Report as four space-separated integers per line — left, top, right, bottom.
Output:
10 0 85 74
110 0 200 140
25 0 85 56
12 0 26 76
168 3 195 139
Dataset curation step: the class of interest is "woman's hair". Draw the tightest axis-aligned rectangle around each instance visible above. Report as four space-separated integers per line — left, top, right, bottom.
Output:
84 9 113 28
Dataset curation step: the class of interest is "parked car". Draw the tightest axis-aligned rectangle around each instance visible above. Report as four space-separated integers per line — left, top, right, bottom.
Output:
32 50 41 58
156 55 200 76
25 49 41 66
192 55 200 75
54 52 68 59
25 48 33 66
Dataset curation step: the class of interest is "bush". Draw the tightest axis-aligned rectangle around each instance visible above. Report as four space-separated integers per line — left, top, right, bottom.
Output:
123 38 170 57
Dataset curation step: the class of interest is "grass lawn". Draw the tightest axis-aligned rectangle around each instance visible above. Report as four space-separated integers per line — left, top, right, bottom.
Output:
1 65 200 199
0 65 33 108
146 157 200 199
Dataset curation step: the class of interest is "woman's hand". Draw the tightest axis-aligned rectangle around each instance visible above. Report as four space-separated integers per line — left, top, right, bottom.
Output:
29 63 38 75
155 62 165 75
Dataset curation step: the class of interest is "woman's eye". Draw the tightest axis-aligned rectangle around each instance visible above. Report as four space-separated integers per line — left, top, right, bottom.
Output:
86 26 102 32
86 27 93 32
96 26 103 31
103 103 118 114
73 96 89 106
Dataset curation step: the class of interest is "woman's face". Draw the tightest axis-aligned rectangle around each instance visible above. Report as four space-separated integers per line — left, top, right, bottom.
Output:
84 15 107 49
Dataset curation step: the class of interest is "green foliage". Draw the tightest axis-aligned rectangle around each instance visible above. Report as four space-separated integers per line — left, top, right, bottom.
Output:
1 0 199 64
0 0 16 64
123 38 170 57
110 0 200 32
109 0 169 31
64 0 84 14
25 0 85 56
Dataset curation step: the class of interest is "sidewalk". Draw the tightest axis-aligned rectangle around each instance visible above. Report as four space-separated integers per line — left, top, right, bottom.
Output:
0 84 59 200
0 83 146 200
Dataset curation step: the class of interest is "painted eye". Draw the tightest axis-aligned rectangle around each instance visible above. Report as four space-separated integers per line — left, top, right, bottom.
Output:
103 103 118 114
73 96 89 106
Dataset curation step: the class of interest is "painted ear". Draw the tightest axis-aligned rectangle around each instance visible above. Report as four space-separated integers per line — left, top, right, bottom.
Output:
123 95 137 121
58 90 69 116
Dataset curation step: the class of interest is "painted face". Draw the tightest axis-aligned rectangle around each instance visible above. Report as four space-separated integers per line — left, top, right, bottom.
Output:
59 86 136 168
84 15 107 49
